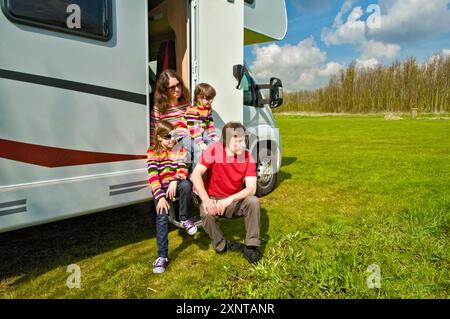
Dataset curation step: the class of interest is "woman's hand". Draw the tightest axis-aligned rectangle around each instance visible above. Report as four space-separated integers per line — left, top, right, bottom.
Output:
156 197 170 215
167 180 178 200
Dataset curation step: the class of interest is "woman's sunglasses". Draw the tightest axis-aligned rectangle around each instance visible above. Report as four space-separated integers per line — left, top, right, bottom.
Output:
167 83 182 91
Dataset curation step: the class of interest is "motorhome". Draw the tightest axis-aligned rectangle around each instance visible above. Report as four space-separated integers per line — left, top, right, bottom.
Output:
0 0 287 233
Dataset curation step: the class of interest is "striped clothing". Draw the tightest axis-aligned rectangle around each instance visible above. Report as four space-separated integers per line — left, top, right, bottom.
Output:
150 103 189 146
147 147 188 200
184 104 217 145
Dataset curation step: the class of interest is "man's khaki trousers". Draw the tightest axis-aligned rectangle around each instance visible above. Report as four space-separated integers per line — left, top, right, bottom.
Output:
200 195 261 252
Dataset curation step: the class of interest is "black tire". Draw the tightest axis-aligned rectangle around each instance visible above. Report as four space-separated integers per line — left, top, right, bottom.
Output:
255 143 278 197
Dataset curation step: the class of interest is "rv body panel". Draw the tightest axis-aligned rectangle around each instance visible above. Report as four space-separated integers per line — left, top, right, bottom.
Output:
0 0 150 233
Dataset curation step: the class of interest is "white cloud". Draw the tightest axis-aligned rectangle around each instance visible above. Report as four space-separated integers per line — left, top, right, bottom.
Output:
369 0 450 43
322 6 366 45
332 0 356 27
250 38 343 91
356 58 380 69
359 40 400 60
321 0 450 64
427 48 450 64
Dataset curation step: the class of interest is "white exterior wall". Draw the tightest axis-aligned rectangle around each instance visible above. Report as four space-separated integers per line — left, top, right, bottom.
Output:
193 0 244 127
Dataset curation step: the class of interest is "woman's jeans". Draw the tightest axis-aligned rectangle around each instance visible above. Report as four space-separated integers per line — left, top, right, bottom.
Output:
175 134 214 169
154 179 192 258
191 134 213 168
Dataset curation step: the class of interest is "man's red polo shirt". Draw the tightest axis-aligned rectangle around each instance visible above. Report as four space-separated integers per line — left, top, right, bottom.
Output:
198 142 256 198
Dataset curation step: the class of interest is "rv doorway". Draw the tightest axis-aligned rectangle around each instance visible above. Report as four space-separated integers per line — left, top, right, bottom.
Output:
148 0 202 228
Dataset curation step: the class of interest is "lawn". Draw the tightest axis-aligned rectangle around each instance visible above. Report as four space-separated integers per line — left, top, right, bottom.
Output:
1 115 449 298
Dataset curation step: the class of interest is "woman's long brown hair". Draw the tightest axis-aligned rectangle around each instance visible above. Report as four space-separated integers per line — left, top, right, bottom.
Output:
154 69 190 114
152 120 176 154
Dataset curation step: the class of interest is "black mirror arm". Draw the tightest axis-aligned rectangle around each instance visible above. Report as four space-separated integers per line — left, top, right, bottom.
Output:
233 64 245 89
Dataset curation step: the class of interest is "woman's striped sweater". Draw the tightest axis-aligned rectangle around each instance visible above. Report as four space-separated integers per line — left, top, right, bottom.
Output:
150 103 189 146
147 146 188 200
184 104 217 145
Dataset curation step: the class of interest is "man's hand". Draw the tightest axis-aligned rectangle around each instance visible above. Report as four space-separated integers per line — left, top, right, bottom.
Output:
166 180 178 200
202 198 219 216
156 197 170 215
199 143 208 151
216 196 234 215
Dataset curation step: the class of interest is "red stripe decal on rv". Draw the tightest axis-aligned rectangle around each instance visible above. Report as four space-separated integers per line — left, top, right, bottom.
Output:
0 139 147 168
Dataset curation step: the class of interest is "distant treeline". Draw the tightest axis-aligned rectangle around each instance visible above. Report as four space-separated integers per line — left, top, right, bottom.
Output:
274 55 450 114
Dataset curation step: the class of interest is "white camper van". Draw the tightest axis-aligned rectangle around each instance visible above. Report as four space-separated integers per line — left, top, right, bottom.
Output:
0 0 287 233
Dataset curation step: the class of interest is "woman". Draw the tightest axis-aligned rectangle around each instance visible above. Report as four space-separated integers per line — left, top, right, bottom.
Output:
150 69 192 160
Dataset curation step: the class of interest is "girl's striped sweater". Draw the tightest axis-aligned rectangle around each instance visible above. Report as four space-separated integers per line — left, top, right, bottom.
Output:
147 146 188 200
184 104 217 145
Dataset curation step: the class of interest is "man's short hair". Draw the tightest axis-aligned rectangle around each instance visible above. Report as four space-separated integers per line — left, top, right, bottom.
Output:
221 122 247 146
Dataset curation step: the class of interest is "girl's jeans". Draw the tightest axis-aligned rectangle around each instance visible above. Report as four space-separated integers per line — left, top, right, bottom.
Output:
154 179 192 258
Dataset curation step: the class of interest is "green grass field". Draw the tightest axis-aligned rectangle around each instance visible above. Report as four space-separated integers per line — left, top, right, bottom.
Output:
1 115 449 298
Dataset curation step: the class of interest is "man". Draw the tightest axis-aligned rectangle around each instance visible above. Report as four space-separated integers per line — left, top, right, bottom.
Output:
191 122 262 263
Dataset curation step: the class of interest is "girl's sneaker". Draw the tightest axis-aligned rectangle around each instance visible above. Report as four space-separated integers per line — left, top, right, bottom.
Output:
153 257 169 274
181 219 198 235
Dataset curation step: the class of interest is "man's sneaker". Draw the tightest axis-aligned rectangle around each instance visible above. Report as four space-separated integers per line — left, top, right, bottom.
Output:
181 219 198 235
153 257 169 274
226 241 245 252
242 246 262 264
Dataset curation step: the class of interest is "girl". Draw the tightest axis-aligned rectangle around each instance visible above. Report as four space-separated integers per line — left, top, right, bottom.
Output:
184 83 220 168
147 121 197 274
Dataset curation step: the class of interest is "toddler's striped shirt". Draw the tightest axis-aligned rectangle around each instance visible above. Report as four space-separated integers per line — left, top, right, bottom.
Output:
184 104 217 145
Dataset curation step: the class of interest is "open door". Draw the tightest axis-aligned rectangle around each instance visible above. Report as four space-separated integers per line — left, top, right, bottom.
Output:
191 0 244 127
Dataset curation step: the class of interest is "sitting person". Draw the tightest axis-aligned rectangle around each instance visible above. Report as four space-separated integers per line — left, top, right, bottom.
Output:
150 69 192 161
184 83 220 168
147 121 197 274
190 122 262 263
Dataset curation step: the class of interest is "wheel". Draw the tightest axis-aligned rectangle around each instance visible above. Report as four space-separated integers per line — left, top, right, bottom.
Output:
256 143 278 197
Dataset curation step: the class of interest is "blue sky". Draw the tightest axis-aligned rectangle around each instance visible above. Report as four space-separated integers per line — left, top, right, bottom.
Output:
245 0 450 91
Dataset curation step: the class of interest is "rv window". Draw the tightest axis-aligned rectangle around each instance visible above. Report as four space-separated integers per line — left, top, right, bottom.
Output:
242 72 255 106
2 0 112 41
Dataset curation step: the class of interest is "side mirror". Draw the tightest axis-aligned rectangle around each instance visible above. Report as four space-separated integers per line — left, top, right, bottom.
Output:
269 78 283 108
233 64 245 89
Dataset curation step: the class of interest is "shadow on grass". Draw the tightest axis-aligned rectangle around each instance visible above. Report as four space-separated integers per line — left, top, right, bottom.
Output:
281 156 297 167
205 207 270 257
0 201 157 284
272 156 297 191
0 199 270 286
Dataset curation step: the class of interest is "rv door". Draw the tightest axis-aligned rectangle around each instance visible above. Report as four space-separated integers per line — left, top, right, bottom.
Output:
191 0 244 126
